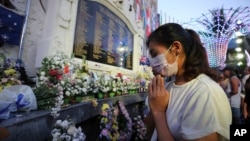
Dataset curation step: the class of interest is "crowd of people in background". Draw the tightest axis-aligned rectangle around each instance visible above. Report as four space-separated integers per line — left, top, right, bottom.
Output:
218 66 250 125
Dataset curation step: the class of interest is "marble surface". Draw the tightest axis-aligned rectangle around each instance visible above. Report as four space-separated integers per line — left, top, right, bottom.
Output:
0 93 147 141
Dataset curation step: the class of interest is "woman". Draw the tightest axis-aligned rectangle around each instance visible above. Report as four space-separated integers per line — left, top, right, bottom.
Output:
223 67 242 124
218 72 229 91
145 23 232 141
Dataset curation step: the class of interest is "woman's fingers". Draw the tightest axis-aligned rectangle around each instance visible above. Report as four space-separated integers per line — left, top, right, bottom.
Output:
153 76 157 94
149 75 166 97
148 82 152 96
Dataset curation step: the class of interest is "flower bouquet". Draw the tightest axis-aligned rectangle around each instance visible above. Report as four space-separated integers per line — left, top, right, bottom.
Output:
0 56 27 92
49 117 86 141
99 100 132 141
34 52 80 117
131 115 147 141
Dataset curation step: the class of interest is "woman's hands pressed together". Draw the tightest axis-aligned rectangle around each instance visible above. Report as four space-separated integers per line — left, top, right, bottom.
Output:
148 75 170 114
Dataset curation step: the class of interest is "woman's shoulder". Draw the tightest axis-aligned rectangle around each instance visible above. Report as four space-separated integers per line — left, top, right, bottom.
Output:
193 74 226 95
196 74 221 87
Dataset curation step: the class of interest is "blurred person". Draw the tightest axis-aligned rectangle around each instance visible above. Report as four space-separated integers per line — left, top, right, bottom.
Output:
218 71 229 91
241 66 250 94
243 76 250 124
145 23 231 141
223 66 242 124
240 66 250 120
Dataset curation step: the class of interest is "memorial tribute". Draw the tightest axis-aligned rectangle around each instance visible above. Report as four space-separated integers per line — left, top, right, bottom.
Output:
73 0 134 70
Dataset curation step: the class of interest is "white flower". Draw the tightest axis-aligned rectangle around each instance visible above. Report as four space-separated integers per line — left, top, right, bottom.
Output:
76 79 82 83
40 76 45 81
82 88 87 94
40 71 45 76
55 120 62 127
61 120 69 129
65 91 70 96
73 89 79 95
65 135 71 141
55 61 60 65
67 125 77 135
52 132 60 140
61 81 65 85
53 56 60 61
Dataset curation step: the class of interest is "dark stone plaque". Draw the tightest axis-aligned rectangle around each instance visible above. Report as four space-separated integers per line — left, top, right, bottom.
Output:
73 0 134 70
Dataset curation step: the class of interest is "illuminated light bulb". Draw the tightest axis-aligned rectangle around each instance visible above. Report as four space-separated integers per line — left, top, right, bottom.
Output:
235 31 243 37
236 53 244 59
235 47 242 52
237 61 243 66
236 38 243 44
236 20 242 25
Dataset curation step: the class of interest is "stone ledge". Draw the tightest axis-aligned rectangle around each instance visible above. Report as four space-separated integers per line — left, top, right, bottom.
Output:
0 93 147 141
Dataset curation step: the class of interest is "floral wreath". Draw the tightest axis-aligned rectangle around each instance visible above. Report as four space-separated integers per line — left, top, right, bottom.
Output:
99 100 132 140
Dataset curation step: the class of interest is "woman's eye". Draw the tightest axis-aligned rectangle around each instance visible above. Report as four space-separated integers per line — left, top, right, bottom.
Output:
150 54 157 58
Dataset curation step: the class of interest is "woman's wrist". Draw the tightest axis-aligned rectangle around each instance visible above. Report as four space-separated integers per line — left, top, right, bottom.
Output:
152 111 166 118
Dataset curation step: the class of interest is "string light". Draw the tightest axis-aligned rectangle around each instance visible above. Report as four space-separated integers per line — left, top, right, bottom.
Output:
182 6 250 69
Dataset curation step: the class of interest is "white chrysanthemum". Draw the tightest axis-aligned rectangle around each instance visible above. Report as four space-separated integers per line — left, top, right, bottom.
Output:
76 79 82 83
65 91 70 96
53 56 60 61
55 61 60 65
61 81 65 85
40 76 45 80
61 120 69 129
40 71 45 76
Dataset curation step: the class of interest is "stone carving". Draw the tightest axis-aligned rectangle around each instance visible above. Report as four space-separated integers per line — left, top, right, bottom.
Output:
58 0 74 29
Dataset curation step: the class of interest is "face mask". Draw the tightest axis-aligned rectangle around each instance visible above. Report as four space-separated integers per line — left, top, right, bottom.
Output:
150 46 178 77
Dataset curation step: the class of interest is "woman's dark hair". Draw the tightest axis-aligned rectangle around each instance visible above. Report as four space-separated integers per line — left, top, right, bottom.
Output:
146 23 218 81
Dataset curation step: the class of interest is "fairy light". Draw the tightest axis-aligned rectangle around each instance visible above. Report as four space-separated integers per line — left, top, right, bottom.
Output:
235 31 243 37
235 47 242 52
183 6 250 69
237 61 243 66
236 53 244 59
236 38 243 44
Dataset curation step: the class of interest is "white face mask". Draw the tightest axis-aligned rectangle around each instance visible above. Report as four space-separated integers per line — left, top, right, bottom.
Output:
150 46 178 77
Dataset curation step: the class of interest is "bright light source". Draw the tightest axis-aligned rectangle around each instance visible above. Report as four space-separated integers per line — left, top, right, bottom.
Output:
235 47 242 52
236 20 242 25
235 31 243 37
237 61 243 66
236 38 243 44
118 47 125 52
236 53 244 59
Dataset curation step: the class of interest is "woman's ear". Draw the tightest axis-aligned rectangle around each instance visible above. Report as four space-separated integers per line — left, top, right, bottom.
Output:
172 41 182 55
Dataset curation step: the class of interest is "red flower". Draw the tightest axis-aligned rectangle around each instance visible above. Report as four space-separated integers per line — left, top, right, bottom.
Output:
56 74 62 80
49 69 59 76
64 65 69 74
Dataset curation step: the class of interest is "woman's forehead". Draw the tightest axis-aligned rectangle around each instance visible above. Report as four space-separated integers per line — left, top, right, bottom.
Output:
148 42 166 49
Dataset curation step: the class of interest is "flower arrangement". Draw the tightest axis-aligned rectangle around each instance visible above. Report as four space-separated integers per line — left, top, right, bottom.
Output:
37 52 77 86
0 55 27 92
99 100 132 141
34 52 145 117
49 117 86 141
34 52 81 117
0 69 22 92
131 115 147 141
